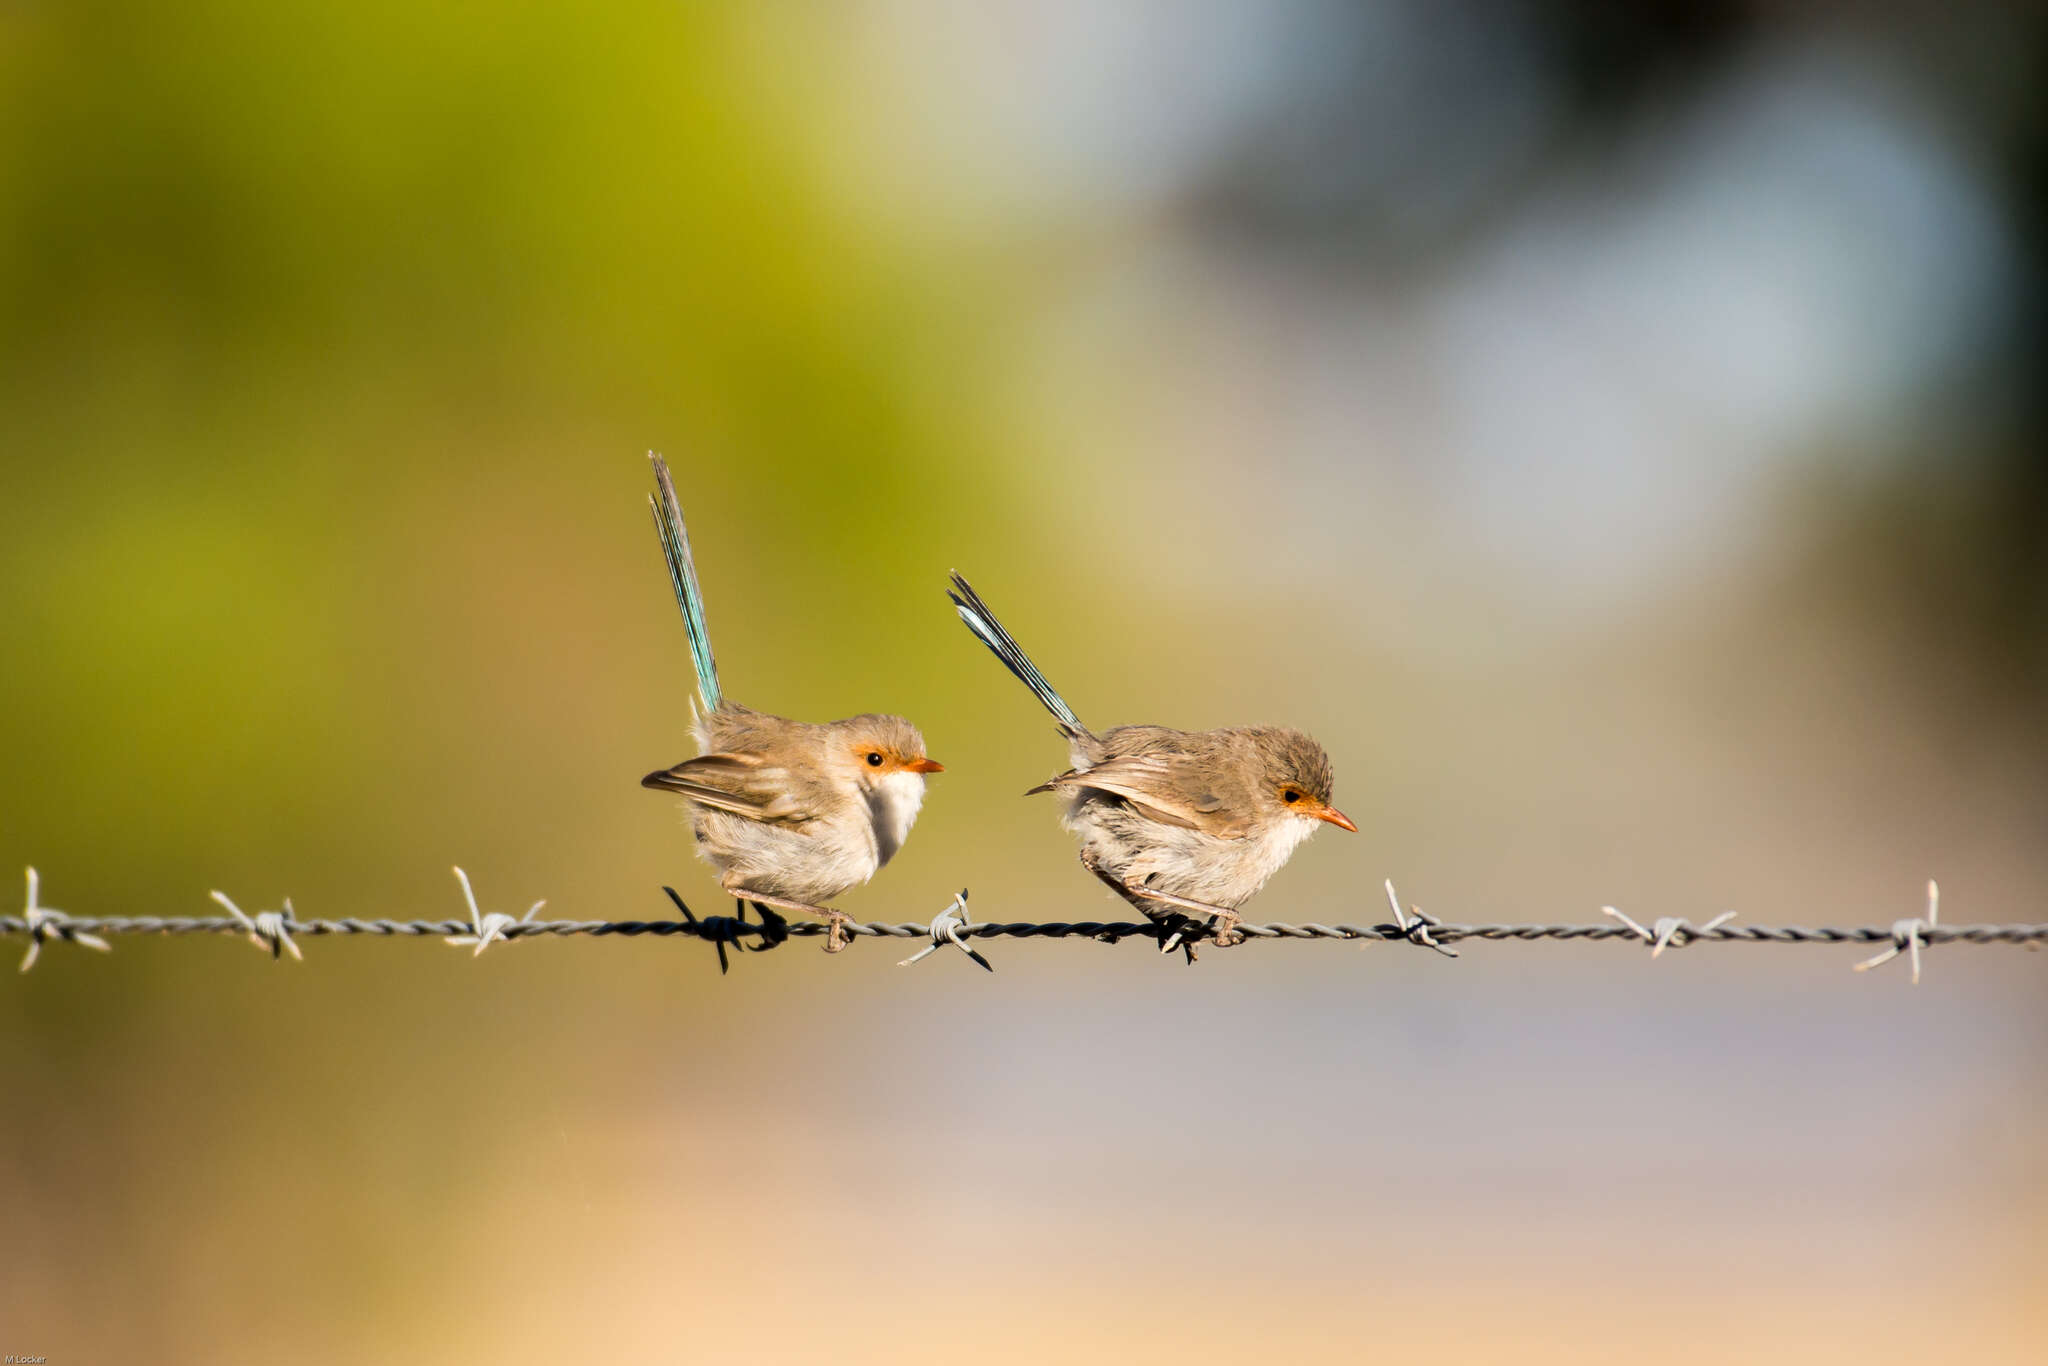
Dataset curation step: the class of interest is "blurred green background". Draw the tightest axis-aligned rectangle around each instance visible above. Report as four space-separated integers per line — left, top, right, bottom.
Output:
3 3 2045 1362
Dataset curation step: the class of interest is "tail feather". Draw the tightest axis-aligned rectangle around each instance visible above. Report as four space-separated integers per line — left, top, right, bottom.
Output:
648 452 721 712
946 571 1086 738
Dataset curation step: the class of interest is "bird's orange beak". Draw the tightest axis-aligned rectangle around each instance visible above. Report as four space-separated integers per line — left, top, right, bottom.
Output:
1316 802 1358 832
904 757 945 774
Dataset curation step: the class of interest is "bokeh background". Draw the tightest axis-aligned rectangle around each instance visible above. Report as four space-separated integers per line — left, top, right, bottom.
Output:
4 3 2045 1362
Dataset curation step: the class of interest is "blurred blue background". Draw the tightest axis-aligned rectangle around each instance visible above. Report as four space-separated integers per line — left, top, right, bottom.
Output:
3 3 2044 1362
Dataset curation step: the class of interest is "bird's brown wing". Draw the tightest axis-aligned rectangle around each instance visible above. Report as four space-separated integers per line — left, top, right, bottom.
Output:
1028 752 1251 838
641 751 812 824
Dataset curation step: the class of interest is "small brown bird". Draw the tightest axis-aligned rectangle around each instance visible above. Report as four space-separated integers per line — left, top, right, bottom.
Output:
639 454 943 951
947 571 1354 955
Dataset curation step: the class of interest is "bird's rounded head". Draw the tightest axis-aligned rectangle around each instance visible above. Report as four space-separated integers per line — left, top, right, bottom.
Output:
838 713 944 781
1252 727 1356 832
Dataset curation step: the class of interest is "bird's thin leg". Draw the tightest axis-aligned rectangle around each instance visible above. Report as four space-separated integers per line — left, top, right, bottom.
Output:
1079 856 1187 959
729 888 856 954
1129 884 1243 945
1078 852 1161 922
1077 853 1240 955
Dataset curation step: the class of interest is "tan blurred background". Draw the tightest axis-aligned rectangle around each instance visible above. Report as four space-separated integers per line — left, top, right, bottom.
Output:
3 3 2046 1362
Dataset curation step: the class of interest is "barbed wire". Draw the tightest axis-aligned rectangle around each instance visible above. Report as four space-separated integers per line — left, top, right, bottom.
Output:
7 868 2044 981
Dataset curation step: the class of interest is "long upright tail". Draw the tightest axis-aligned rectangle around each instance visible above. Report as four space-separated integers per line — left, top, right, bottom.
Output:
648 452 721 712
946 571 1087 738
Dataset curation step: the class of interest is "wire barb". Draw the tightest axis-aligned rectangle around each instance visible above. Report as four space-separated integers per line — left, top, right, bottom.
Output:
1602 906 1738 958
17 867 111 973
898 889 991 972
6 874 2045 969
660 887 787 974
1382 879 1458 957
1853 880 1940 984
209 890 303 961
444 866 545 957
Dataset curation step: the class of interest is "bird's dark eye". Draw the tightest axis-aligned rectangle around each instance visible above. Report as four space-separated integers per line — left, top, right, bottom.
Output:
866 752 884 767
1283 789 1301 804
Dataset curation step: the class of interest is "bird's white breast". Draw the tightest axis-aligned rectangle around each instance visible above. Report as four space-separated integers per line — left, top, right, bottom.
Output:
864 770 927 874
1245 815 1318 889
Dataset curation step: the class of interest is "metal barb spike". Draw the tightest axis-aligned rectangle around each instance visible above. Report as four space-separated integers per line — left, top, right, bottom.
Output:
211 889 303 961
747 901 790 954
444 866 545 958
1854 879 1940 984
1382 879 1458 958
899 890 991 972
660 887 767 976
18 867 111 973
1602 906 1737 958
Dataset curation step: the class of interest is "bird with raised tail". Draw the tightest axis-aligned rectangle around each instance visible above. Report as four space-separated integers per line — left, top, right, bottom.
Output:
639 453 943 952
945 571 1354 957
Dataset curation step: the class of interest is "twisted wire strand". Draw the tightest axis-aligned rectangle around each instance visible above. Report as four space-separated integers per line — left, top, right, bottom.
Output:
4 914 2046 946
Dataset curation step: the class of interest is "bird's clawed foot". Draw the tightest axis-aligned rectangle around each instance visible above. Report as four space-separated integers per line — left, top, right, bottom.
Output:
1080 854 1245 962
719 889 854 956
1157 915 1202 963
1157 912 1242 961
1161 910 1241 959
821 907 855 954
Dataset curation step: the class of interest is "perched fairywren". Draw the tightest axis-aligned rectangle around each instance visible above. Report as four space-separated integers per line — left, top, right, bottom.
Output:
946 572 1353 955
639 454 943 951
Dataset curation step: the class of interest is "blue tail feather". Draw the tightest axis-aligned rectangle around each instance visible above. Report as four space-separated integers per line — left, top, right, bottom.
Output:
946 571 1086 737
648 452 721 712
